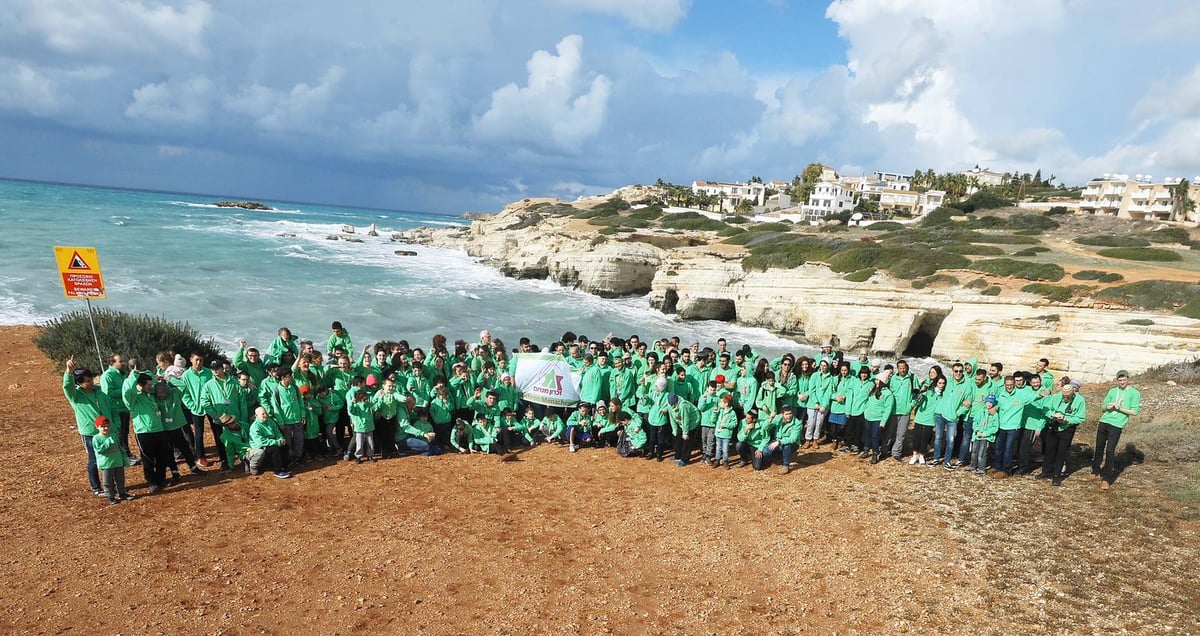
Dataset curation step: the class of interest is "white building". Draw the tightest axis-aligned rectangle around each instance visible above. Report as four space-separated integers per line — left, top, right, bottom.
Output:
691 180 767 210
802 182 857 220
873 170 911 184
1079 174 1200 222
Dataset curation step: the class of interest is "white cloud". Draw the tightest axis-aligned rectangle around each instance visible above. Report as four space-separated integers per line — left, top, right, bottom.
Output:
473 35 611 153
25 0 212 59
549 0 689 31
0 63 60 115
223 67 344 133
125 75 214 124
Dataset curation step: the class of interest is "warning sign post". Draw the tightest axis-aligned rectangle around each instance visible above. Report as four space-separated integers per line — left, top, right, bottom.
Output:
52 246 106 369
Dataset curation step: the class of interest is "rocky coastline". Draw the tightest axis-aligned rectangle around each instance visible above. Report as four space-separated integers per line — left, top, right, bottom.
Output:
395 195 1200 382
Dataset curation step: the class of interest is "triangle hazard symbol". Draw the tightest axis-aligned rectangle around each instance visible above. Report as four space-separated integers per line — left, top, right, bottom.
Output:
68 251 90 270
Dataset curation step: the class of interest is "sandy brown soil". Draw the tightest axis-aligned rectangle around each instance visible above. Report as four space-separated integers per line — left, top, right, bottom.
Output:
2 326 1197 634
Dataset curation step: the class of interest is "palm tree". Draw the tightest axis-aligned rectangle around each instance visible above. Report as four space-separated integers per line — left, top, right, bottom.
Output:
1169 179 1195 222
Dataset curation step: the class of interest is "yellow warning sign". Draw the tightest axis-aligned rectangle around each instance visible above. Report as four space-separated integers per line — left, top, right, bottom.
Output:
53 246 106 299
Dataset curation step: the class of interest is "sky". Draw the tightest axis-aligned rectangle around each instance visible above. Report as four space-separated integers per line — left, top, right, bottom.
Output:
2 0 1200 215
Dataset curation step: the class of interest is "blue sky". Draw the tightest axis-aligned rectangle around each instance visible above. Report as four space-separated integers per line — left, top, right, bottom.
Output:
2 0 1199 214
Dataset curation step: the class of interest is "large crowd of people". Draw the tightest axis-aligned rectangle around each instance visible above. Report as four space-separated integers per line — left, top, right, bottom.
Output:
62 322 1142 504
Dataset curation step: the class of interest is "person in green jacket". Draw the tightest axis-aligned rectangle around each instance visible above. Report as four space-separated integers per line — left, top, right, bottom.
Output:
264 326 300 366
471 411 500 454
932 363 970 467
842 365 872 455
93 417 133 504
155 379 201 481
122 371 171 492
429 384 455 447
667 393 701 467
400 408 442 455
646 376 672 462
770 406 803 474
1039 380 1086 486
713 394 739 469
348 387 376 463
754 372 783 421
218 417 251 473
991 375 1034 478
64 357 117 496
233 340 268 387
909 373 944 465
884 360 918 461
539 408 566 445
99 354 136 463
608 356 637 407
827 362 853 451
247 407 291 478
199 361 239 471
1091 370 1141 489
862 371 896 463
735 410 776 471
1012 374 1051 472
327 321 353 360
179 354 214 467
696 382 721 466
371 377 404 459
450 417 474 454
969 397 1000 475
803 360 833 448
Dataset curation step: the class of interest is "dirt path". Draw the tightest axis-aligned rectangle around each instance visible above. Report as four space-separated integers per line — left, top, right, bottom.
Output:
2 326 1196 634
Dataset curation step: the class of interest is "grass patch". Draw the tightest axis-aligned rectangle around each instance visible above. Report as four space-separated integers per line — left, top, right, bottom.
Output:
1021 284 1090 303
1100 273 1125 283
627 206 664 221
751 222 795 233
945 243 1006 256
1096 247 1183 262
1076 235 1151 248
1147 227 1190 244
1013 246 1051 257
1073 269 1108 280
911 274 960 289
725 215 749 224
1097 281 1200 313
1044 206 1071 216
718 225 747 237
971 233 1040 245
966 277 989 290
867 221 904 231
1122 318 1155 326
660 212 729 232
949 190 1013 213
843 268 875 282
981 286 1002 296
973 258 1066 281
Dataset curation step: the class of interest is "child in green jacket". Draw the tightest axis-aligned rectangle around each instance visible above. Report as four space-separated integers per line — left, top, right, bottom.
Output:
93 417 132 504
970 397 1000 475
349 389 376 463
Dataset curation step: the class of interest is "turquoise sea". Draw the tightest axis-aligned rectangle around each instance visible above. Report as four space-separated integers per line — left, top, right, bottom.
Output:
0 179 810 358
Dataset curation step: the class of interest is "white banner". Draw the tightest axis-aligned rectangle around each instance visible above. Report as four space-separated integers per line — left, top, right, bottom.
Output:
513 352 582 408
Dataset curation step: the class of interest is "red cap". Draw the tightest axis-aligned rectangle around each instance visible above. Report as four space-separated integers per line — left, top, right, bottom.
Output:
299 384 311 396
94 416 110 427
715 374 727 384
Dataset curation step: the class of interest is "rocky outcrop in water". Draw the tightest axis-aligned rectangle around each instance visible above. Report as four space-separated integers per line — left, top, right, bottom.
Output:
215 201 272 210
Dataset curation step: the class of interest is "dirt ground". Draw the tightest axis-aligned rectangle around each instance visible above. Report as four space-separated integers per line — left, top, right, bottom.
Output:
3 325 1198 635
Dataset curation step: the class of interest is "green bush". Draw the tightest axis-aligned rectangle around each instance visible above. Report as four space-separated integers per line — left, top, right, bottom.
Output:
1021 284 1090 303
951 190 1014 213
1038 337 1062 345
572 206 622 219
973 258 1065 281
867 221 905 231
660 213 729 232
725 215 750 224
1122 318 1155 326
743 236 838 272
1179 298 1200 319
1097 247 1183 262
591 198 631 214
1099 272 1125 283
966 277 989 290
36 309 225 368
752 222 796 233
1098 281 1200 312
588 215 650 229
912 274 960 289
1044 206 1070 216
945 243 1005 256
843 268 875 282
1034 314 1061 322
1005 214 1060 232
828 246 880 273
1076 235 1151 248
971 233 1040 245
627 206 664 221
1146 227 1191 244
1012 246 1051 257
597 226 622 235
919 206 961 227
981 286 1002 296
718 225 747 237
1072 269 1108 280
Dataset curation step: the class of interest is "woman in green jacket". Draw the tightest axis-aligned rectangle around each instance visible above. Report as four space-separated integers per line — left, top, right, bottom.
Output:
64 357 116 496
862 371 896 464
803 359 833 448
910 373 945 465
843 365 872 455
827 362 853 451
122 372 170 492
1039 380 1086 486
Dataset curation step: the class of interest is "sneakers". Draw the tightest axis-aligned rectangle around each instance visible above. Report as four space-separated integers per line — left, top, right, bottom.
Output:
973 468 986 476
273 471 293 479
93 490 105 498
569 445 577 453
928 458 942 467
944 461 958 471
676 460 686 468
781 464 791 475
197 458 210 468
1100 481 1111 491
148 484 162 493
367 456 377 463
119 493 136 501
917 454 926 465
107 496 119 505
1051 478 1063 487
170 474 182 486
992 471 1008 479
908 455 919 465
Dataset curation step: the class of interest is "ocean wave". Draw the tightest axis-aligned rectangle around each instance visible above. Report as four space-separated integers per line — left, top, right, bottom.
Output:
0 292 54 325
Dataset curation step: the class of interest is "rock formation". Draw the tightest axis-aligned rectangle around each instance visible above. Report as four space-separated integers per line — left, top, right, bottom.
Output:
215 201 272 210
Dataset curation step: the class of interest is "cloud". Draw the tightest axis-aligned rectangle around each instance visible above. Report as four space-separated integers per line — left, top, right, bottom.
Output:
0 63 60 115
548 0 689 31
125 75 214 124
23 0 212 59
223 66 345 133
473 35 611 153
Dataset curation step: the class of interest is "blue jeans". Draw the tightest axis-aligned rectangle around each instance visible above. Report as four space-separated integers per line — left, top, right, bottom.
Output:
863 420 883 453
933 414 956 461
957 418 975 464
993 428 1020 473
777 443 797 467
404 437 432 453
80 434 100 492
715 437 731 462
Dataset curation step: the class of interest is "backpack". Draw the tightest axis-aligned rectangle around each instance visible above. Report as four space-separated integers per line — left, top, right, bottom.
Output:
615 429 633 457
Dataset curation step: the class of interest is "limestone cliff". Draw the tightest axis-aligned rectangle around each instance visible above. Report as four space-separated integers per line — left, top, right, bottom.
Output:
395 200 1200 382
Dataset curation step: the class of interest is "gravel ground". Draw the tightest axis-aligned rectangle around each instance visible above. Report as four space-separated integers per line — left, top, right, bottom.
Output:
2 326 1196 635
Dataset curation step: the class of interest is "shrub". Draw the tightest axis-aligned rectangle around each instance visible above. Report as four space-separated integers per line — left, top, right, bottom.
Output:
1021 284 1090 303
973 258 1065 281
1072 269 1108 280
597 226 621 235
1122 318 1155 326
591 197 631 214
982 286 1002 296
1005 214 1060 232
1076 235 1151 248
966 277 989 290
828 246 880 273
1146 227 1191 244
1038 337 1062 345
751 222 795 233
725 215 750 224
1099 273 1125 283
743 236 838 272
867 221 904 231
1034 314 1061 322
572 206 622 219
920 206 961 227
36 309 225 368
718 225 747 237
951 190 1013 213
627 206 664 221
971 233 1040 245
1012 246 1051 257
1097 247 1183 262
945 243 1006 256
1044 206 1070 216
660 213 729 232
588 215 650 229
1180 298 1200 319
1097 281 1200 312
843 268 875 282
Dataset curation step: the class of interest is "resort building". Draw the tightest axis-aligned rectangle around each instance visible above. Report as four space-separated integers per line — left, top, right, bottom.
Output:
1078 174 1200 222
691 180 767 210
962 167 1008 192
801 182 857 220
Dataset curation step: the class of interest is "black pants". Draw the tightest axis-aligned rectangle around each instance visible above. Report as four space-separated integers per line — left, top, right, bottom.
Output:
499 428 528 449
598 430 619 448
673 431 693 464
1092 422 1124 483
648 424 672 460
736 441 769 470
164 428 197 471
376 416 398 458
135 431 170 488
1041 425 1077 480
208 419 229 468
118 411 133 456
881 415 906 458
912 425 934 456
434 421 453 447
844 415 864 449
335 408 352 448
1017 429 1039 474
